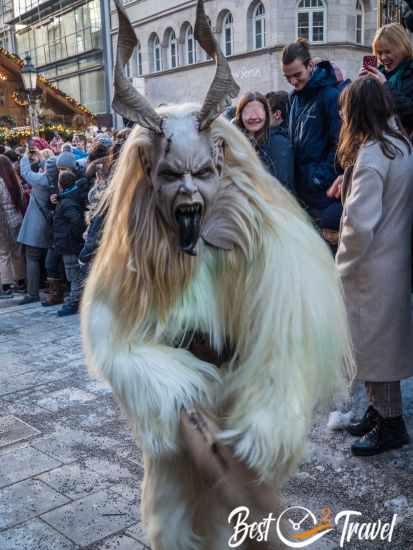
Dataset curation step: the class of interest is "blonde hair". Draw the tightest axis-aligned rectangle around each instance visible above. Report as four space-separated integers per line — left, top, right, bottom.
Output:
373 23 413 61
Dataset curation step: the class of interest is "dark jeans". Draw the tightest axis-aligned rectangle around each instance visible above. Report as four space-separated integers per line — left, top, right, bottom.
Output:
25 245 45 298
45 247 65 280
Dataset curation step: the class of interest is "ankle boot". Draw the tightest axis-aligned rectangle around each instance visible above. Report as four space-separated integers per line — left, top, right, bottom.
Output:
347 405 381 437
41 278 65 307
351 416 410 457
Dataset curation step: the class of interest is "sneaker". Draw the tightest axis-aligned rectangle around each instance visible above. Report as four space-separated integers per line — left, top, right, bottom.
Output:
0 289 14 299
351 416 410 457
17 294 40 305
57 303 79 317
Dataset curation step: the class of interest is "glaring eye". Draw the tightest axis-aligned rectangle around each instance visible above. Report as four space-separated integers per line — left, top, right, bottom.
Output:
195 168 213 178
160 170 180 181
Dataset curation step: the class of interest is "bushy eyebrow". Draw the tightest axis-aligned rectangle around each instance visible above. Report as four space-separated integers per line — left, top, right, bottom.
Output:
158 159 213 174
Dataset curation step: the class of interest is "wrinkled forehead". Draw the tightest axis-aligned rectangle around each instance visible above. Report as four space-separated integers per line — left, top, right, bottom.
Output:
154 115 213 170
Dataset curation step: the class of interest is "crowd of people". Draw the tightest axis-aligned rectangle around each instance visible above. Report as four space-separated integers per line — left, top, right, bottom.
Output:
0 126 131 315
1 22 413 456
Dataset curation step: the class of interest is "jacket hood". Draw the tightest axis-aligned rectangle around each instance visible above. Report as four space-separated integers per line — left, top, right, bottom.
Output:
298 61 339 94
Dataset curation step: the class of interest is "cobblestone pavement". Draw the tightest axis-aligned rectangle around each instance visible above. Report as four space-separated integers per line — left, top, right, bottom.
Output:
0 299 412 549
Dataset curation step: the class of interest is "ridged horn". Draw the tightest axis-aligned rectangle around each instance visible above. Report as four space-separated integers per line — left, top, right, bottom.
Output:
194 0 240 131
113 0 163 134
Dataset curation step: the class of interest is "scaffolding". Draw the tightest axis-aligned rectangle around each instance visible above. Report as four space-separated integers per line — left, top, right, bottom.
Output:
377 0 404 26
0 0 14 50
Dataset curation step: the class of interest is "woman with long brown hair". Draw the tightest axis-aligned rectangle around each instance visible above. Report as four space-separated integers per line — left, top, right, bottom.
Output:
235 91 295 193
0 154 26 297
336 76 413 456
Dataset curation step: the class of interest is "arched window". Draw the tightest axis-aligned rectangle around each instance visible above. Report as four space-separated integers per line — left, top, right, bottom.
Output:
126 41 143 78
253 3 266 49
167 29 178 69
356 0 364 45
297 0 326 43
150 34 162 73
222 12 234 57
185 24 196 64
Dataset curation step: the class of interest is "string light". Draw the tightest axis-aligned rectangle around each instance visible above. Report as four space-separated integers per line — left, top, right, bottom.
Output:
1 47 96 120
0 70 7 81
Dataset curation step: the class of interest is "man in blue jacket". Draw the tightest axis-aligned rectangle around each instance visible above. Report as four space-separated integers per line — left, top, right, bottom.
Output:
282 39 342 242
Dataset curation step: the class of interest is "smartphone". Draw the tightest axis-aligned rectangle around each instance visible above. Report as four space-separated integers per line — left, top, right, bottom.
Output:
363 55 377 70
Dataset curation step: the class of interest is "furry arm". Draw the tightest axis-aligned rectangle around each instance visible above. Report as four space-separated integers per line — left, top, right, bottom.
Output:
81 301 220 456
221 212 352 484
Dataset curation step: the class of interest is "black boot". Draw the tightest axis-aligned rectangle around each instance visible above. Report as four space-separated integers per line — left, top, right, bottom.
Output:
347 405 381 437
351 416 410 457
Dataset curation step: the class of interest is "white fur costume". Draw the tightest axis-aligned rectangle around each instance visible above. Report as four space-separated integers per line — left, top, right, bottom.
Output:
81 106 352 550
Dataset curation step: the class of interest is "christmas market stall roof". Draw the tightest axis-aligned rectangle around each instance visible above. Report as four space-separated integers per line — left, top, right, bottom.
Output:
0 47 95 126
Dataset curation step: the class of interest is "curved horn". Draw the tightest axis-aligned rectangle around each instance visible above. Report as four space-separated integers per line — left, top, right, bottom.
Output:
113 0 163 134
194 0 240 131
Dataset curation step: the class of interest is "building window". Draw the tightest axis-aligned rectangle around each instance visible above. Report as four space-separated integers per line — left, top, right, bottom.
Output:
356 0 364 45
167 30 178 69
185 25 196 65
150 34 162 72
126 41 143 78
297 0 326 43
253 3 266 49
222 12 234 57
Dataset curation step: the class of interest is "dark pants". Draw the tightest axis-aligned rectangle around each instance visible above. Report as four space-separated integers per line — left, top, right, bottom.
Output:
45 247 65 280
25 245 45 297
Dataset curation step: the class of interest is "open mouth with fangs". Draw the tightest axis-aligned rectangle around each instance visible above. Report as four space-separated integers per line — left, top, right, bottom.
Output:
174 202 203 256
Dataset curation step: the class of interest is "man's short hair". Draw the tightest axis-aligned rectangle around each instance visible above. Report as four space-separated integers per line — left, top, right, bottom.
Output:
266 91 290 121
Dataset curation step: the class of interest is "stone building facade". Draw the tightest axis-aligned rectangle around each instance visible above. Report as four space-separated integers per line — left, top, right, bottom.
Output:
112 0 378 106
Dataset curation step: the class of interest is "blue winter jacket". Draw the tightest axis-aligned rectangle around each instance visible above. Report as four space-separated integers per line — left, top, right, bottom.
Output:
259 125 295 194
289 61 342 213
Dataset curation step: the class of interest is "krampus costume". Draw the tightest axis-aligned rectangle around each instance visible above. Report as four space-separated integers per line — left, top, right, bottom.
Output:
81 1 353 548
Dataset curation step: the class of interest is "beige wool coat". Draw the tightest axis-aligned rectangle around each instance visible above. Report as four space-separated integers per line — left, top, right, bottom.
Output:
336 136 413 382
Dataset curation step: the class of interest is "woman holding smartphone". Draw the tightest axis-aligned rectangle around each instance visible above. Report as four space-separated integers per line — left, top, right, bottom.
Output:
336 77 413 456
361 23 413 136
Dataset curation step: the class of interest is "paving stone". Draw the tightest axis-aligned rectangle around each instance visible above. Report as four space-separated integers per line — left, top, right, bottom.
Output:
126 522 149 546
41 489 136 546
0 415 40 448
0 479 70 530
94 532 147 549
32 425 120 463
84 379 113 396
36 462 112 499
0 445 62 488
36 387 98 412
0 518 77 550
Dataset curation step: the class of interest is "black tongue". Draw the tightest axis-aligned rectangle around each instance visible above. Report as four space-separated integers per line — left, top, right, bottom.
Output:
178 212 201 256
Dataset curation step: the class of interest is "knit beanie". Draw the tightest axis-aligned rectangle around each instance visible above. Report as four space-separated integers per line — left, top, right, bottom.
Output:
56 151 77 171
45 156 58 185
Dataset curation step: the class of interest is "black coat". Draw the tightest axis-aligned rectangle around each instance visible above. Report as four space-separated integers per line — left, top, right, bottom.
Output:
383 60 413 136
53 188 85 256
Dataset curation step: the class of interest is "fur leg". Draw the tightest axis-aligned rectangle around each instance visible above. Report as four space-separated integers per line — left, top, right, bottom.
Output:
142 453 204 550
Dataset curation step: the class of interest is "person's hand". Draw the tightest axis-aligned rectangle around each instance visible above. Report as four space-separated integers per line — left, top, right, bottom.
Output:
364 65 386 84
326 175 343 199
358 66 368 78
181 407 279 512
50 194 58 205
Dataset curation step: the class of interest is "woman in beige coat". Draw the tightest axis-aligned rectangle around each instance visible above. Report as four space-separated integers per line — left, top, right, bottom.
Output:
0 154 26 298
336 77 413 456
